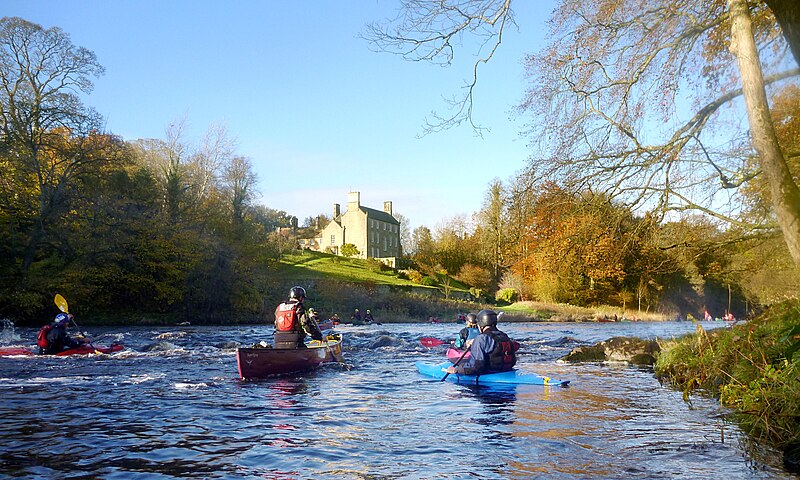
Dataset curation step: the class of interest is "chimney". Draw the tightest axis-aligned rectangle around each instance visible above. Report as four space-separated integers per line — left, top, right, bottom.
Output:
333 203 340 219
383 201 392 216
348 191 360 209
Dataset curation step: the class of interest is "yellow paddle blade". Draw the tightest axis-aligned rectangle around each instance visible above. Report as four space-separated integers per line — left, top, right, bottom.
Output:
54 294 69 313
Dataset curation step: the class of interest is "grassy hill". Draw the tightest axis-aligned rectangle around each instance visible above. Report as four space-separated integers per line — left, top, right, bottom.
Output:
270 250 668 323
269 250 476 323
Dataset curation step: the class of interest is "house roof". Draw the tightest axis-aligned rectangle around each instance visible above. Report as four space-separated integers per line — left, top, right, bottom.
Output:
360 206 400 225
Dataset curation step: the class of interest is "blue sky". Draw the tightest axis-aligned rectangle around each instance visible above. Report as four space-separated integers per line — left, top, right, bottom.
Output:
5 1 553 230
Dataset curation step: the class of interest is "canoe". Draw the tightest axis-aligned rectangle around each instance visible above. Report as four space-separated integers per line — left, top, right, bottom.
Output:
316 319 335 331
416 361 570 387
0 344 124 357
446 347 472 363
236 334 343 379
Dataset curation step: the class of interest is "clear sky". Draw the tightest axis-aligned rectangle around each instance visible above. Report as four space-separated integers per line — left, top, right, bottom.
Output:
4 1 553 231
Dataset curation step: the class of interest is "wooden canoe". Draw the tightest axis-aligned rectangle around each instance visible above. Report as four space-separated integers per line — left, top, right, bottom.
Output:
236 334 343 379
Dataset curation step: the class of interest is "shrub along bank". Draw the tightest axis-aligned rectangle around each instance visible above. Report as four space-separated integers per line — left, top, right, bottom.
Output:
654 300 800 470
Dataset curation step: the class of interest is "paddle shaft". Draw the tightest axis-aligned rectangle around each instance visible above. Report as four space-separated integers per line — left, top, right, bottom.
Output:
441 347 471 382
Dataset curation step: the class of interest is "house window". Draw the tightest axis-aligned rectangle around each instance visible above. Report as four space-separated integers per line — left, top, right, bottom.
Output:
330 235 335 245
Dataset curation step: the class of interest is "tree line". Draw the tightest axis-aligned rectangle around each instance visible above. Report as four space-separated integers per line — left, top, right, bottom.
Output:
0 17 299 323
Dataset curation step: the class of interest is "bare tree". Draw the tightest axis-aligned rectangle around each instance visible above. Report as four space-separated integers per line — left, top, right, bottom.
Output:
518 0 800 263
222 155 258 226
366 1 800 265
728 0 800 265
364 0 515 135
192 123 237 201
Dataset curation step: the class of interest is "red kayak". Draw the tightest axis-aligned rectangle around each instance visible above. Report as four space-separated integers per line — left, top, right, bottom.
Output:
446 347 472 363
0 344 124 357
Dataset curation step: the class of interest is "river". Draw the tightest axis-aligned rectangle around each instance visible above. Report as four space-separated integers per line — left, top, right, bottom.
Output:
0 320 793 479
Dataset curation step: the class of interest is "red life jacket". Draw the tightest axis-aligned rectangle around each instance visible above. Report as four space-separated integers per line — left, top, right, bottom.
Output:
275 302 299 332
485 330 517 372
37 324 54 348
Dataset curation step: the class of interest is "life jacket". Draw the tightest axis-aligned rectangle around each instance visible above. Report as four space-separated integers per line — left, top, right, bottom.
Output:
275 302 299 332
37 324 54 348
485 330 517 372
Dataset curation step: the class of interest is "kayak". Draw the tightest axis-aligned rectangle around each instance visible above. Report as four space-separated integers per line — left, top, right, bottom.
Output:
446 347 472 363
416 361 570 387
0 344 124 357
236 334 343 380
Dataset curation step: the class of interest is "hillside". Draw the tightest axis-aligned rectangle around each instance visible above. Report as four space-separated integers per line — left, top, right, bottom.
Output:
270 251 669 323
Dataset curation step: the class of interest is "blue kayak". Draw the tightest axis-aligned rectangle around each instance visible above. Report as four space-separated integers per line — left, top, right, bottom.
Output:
416 361 570 387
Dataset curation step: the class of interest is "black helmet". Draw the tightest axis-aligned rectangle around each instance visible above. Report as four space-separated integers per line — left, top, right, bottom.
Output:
465 313 477 326
476 309 498 327
289 286 306 301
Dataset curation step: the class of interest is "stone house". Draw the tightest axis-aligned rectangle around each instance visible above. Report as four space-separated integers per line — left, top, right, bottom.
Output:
314 192 401 267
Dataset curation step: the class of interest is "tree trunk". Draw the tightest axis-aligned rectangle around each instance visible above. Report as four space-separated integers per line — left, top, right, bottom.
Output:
764 0 800 68
729 0 800 266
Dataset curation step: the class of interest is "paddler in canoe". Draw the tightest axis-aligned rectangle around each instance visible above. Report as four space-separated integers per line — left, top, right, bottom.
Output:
274 286 324 348
445 310 519 376
37 313 90 355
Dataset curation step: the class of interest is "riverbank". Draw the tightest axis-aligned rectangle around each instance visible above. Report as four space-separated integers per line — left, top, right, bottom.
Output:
654 300 800 472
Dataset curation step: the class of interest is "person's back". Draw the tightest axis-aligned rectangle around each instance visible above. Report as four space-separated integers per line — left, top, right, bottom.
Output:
274 286 323 349
454 313 480 349
446 310 517 376
38 313 84 355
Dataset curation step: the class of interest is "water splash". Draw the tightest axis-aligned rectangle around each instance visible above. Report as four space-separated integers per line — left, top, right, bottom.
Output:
0 318 21 344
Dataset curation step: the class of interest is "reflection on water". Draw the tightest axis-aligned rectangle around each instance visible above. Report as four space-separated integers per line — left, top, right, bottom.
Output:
0 321 793 478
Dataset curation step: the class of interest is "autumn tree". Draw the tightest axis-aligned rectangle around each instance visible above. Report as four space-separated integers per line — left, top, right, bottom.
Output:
0 17 106 272
432 215 472 275
341 243 359 258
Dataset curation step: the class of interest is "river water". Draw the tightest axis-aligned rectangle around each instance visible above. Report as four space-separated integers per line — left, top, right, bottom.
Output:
0 320 793 479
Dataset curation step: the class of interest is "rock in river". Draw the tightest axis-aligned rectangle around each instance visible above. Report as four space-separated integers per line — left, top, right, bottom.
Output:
560 336 660 366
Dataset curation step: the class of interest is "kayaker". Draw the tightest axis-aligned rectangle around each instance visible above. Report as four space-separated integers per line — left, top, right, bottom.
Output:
445 309 517 376
453 313 479 349
37 313 89 355
364 309 374 324
352 308 362 324
273 286 323 349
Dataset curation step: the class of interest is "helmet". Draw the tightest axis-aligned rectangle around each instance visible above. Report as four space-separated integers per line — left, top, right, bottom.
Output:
366 309 371 313
54 313 69 325
465 313 477 326
289 286 306 301
476 309 498 328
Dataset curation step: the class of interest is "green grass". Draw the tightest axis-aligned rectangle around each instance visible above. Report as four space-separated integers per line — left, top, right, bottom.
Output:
275 250 471 292
276 250 419 285
654 300 800 449
501 300 670 321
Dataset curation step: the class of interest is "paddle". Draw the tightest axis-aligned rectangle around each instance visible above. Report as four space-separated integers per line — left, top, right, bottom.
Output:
441 347 471 382
420 337 447 348
54 294 93 349
323 333 345 364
